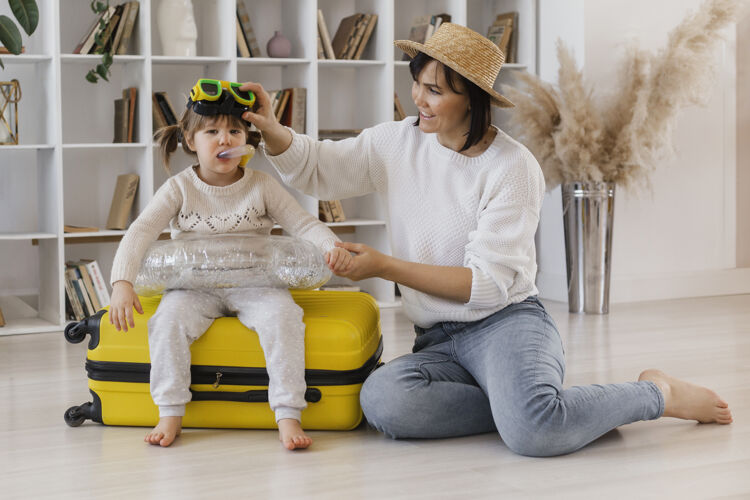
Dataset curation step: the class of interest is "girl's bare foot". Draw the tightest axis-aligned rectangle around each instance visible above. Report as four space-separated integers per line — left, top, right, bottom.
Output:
639 369 733 424
278 418 312 450
145 416 182 447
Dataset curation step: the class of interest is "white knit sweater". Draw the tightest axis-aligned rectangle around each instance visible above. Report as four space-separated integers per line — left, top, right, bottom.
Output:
266 118 545 328
110 166 340 285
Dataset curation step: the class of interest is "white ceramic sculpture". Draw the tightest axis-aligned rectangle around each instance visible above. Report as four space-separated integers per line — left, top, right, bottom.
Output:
157 0 198 57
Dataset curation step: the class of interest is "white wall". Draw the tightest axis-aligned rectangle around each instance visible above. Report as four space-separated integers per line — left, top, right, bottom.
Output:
535 0 748 304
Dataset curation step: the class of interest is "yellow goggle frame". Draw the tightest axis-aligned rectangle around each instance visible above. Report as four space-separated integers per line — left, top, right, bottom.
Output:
189 79 256 108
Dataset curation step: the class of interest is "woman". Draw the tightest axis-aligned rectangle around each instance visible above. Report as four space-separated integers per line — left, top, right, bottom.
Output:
240 23 732 457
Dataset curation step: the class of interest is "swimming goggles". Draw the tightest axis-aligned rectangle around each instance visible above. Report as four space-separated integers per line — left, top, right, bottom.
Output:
187 79 256 120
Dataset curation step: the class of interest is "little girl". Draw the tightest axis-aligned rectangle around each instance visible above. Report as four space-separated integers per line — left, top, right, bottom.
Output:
108 80 352 450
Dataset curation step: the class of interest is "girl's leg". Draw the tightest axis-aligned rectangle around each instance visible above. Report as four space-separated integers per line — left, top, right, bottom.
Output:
146 289 223 446
224 288 311 450
360 324 497 439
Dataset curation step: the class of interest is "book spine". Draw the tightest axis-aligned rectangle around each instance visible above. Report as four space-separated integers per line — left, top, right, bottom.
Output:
84 260 111 307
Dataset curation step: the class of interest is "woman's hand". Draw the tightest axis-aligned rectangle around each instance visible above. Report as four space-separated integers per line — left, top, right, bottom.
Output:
109 280 143 332
330 241 389 281
238 81 293 156
326 246 353 274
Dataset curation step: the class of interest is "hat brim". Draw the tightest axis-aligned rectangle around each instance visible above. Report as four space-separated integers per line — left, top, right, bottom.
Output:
394 39 514 108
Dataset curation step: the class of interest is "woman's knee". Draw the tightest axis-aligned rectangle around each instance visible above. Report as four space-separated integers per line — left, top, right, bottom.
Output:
496 405 579 457
360 363 420 439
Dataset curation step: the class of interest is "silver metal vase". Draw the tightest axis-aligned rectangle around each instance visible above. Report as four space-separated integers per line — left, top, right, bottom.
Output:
561 182 615 314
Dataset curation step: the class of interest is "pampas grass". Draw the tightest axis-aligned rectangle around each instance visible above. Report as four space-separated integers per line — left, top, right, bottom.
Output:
504 0 742 192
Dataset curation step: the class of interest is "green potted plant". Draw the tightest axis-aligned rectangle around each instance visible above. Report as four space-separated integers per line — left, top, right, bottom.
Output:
0 0 113 82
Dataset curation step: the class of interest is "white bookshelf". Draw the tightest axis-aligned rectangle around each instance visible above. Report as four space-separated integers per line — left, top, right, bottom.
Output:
0 0 537 335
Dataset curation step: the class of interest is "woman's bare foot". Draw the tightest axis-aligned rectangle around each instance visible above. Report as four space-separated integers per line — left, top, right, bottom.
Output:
278 418 312 450
639 369 733 424
145 416 182 447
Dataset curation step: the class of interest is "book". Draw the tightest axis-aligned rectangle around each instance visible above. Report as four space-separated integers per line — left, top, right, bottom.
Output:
317 33 325 59
154 92 178 125
66 267 94 318
78 6 116 55
500 11 519 63
280 87 306 134
236 0 261 57
331 13 363 59
113 97 128 143
124 86 137 142
236 15 251 58
352 14 378 60
394 92 406 121
487 14 513 57
71 261 102 312
401 15 431 60
110 1 132 54
64 225 99 233
63 275 85 321
80 259 111 307
328 199 346 222
343 14 369 59
106 173 140 230
116 1 140 55
152 93 168 130
318 200 334 222
72 12 104 54
92 4 123 54
317 9 335 59
275 89 291 122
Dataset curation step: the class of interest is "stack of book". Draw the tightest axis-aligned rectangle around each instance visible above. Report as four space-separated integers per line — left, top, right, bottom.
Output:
487 12 518 63
317 10 378 60
401 13 451 60
152 91 179 129
64 260 111 321
236 0 261 57
72 1 140 55
268 88 306 133
113 87 137 143
319 200 346 223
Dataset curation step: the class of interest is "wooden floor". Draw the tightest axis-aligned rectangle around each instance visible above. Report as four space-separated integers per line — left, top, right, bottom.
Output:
1 295 749 499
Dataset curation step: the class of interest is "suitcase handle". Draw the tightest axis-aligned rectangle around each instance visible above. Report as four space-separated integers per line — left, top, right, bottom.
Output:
190 387 322 403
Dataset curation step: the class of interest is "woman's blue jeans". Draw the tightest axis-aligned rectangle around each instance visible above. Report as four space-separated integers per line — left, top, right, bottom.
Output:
360 296 665 457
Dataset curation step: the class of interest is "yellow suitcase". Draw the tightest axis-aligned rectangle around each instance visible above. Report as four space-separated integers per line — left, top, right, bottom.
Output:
63 290 382 430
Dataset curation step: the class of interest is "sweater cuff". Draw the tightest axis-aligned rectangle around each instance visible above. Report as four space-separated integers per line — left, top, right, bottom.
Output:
263 127 305 173
465 266 505 309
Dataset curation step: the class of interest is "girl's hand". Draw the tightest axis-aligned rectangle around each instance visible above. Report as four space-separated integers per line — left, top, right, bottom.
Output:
330 242 388 281
238 81 278 131
326 246 353 274
109 281 143 332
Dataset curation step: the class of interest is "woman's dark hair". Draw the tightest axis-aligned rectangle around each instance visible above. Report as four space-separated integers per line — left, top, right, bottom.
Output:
409 51 491 152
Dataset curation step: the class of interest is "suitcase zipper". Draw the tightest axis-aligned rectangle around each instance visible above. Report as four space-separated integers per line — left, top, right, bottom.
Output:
85 337 383 386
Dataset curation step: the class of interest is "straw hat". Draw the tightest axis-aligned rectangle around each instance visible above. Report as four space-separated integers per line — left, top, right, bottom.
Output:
394 23 513 108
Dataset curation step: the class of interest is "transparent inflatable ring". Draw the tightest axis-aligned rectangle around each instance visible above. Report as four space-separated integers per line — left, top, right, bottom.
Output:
134 235 332 296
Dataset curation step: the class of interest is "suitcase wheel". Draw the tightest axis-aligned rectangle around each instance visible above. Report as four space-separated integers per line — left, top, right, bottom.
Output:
64 403 92 427
64 322 87 344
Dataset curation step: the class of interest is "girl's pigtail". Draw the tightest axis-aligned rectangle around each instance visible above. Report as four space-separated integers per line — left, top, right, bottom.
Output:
153 125 182 175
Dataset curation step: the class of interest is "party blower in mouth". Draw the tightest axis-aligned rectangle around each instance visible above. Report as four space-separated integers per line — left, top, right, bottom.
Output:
217 144 256 159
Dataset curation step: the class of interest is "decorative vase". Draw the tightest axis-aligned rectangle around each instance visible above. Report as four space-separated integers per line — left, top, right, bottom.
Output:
266 30 292 58
562 182 615 314
157 0 198 57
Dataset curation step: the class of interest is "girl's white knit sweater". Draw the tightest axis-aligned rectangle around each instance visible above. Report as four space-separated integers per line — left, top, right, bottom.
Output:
110 166 340 286
266 118 545 328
